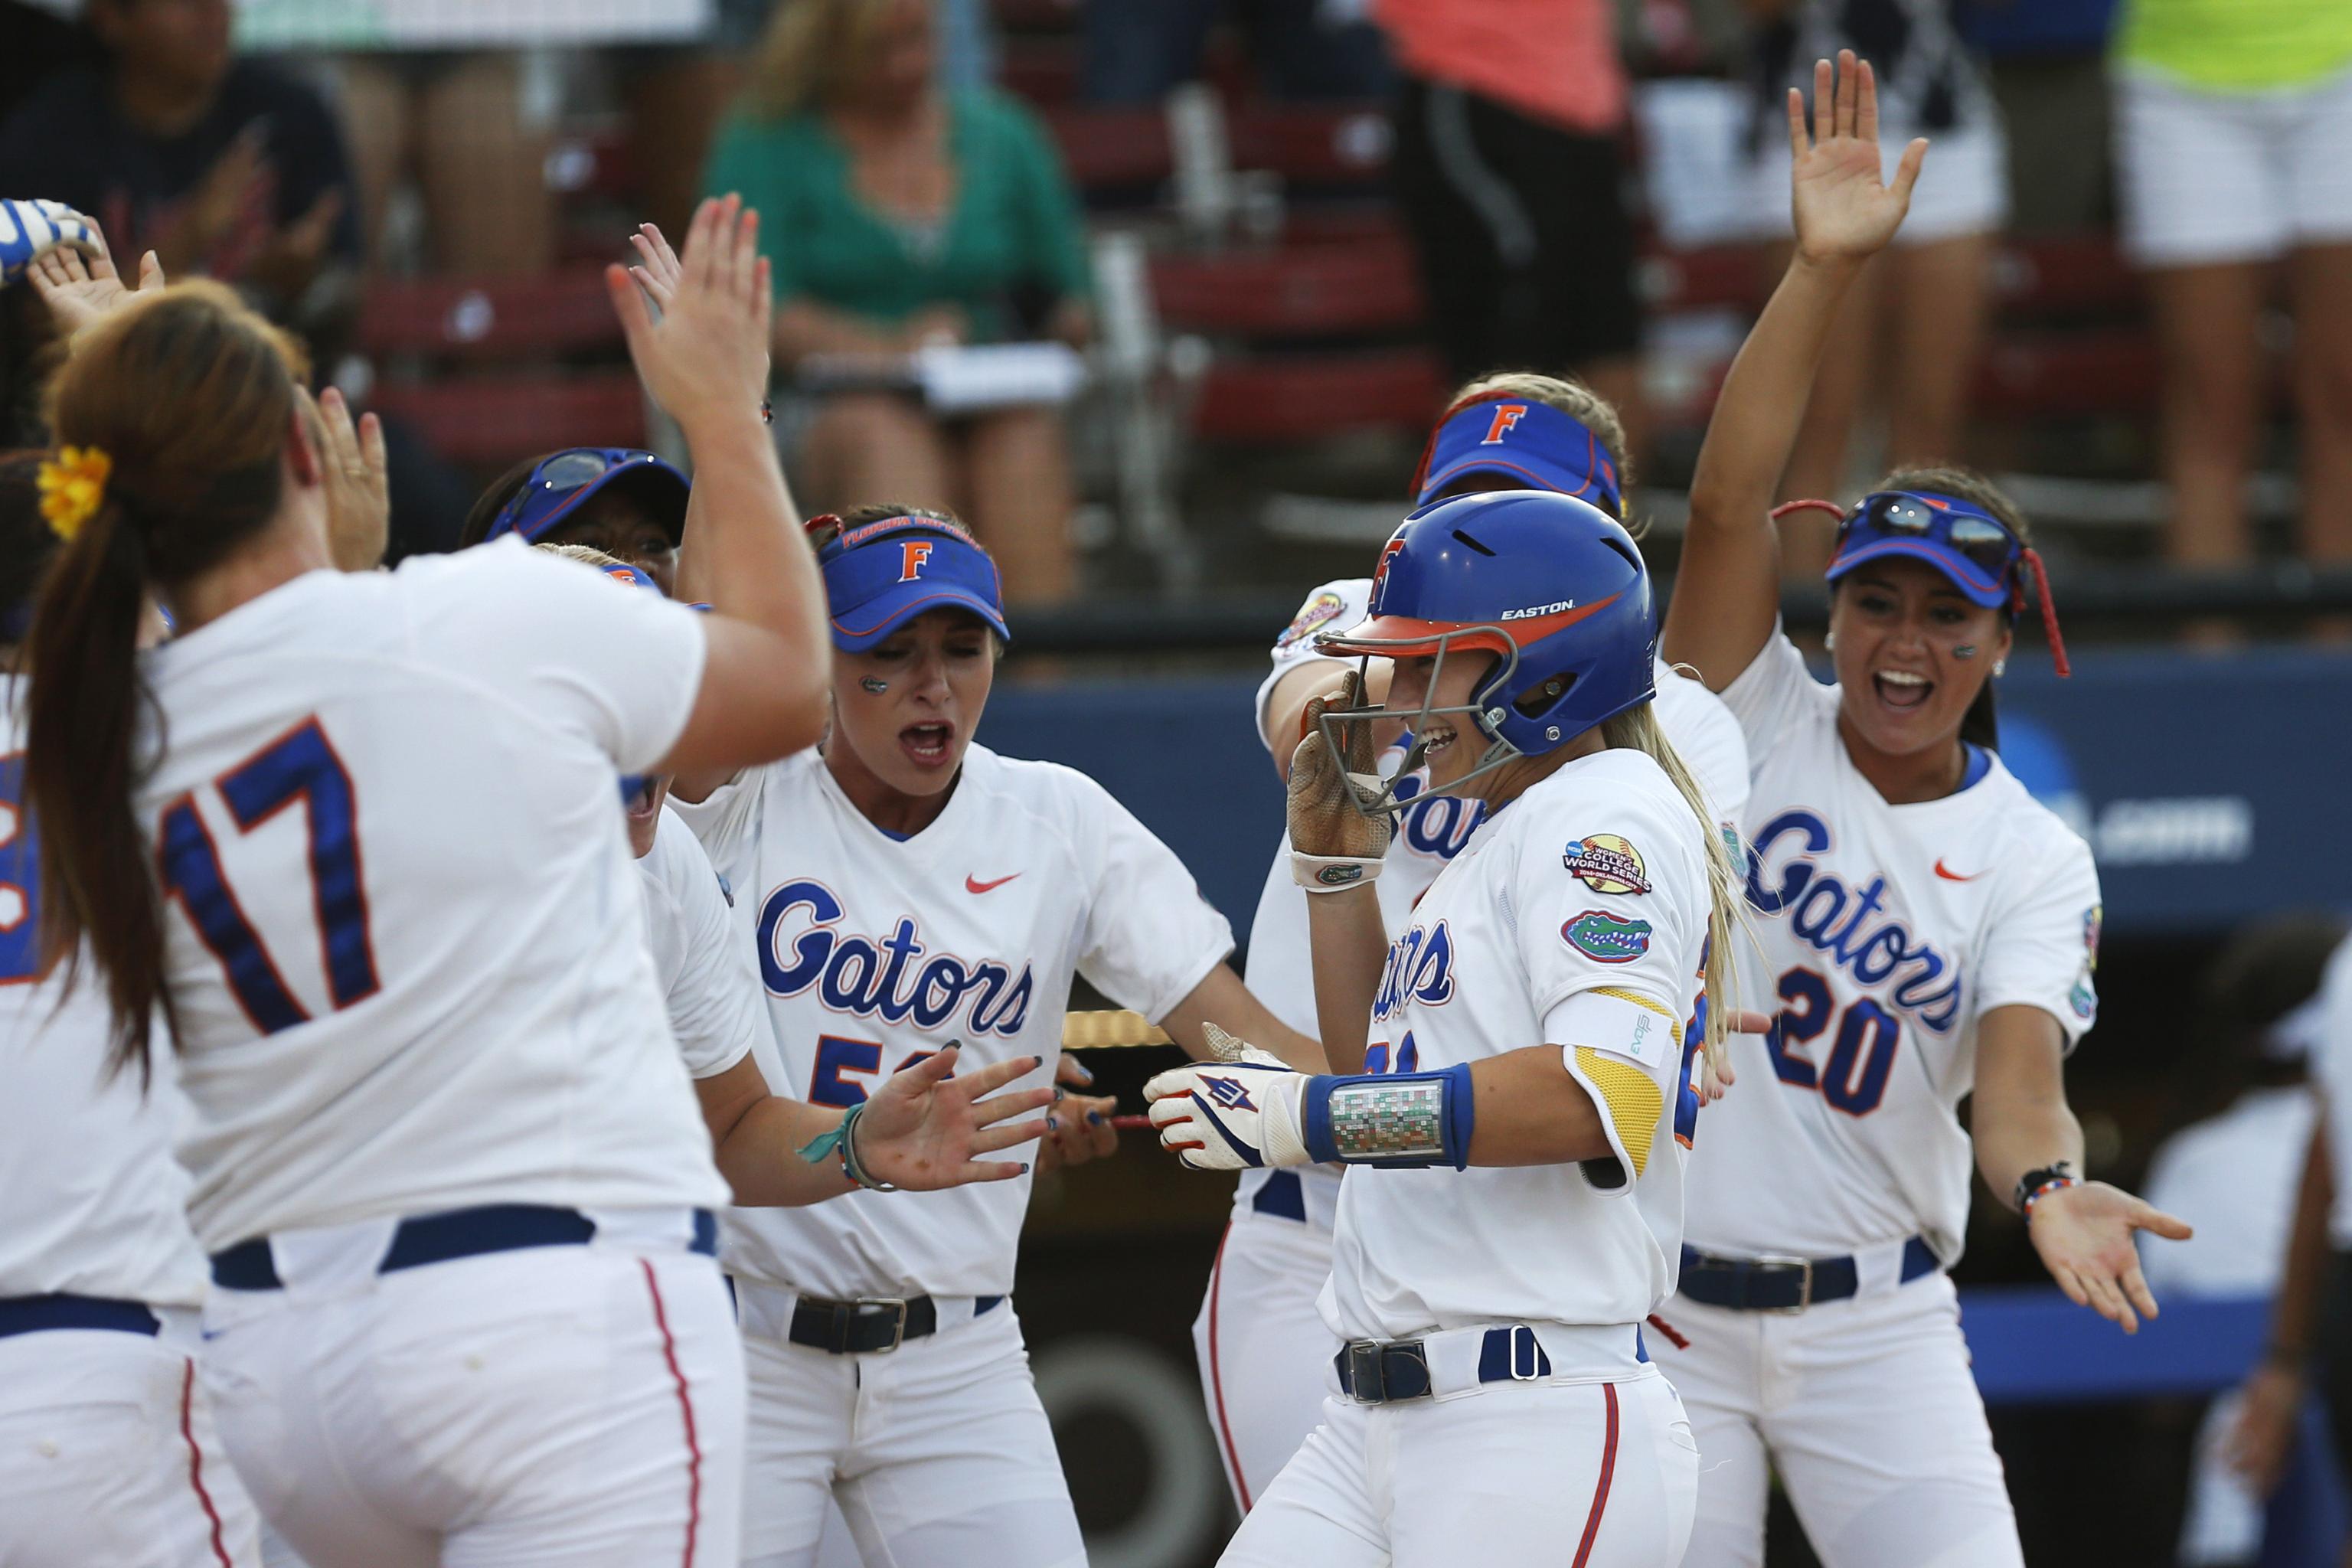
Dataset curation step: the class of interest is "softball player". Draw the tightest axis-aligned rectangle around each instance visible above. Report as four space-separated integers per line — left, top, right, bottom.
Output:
0 452 262 1566
1656 57 2189 1567
670 502 1316 1568
1197 374 1754 1512
539 541 1057 1206
1149 487 1748 1567
21 198 830 1566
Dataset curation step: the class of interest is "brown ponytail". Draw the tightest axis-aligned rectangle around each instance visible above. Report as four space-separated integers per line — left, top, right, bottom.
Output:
25 281 305 1080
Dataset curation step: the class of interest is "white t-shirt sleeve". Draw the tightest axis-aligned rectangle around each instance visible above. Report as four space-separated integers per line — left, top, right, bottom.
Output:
652 813 764 1080
1508 779 1707 1194
1715 621 1833 770
669 766 766 885
1067 773 1236 1021
1974 828 2102 1048
1651 662 1751 833
418 539 707 775
1252 578 1374 763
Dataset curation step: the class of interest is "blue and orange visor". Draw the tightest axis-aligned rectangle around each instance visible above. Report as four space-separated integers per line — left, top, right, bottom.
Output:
1824 491 2020 609
815 513 1011 653
1410 397 1622 516
485 448 689 546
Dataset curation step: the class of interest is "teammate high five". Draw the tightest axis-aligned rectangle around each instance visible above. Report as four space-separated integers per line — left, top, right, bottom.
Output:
1657 54 2189 1567
22 196 826 1566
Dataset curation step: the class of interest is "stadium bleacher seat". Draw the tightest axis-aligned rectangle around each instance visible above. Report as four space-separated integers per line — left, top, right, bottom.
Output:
367 372 646 468
358 269 625 361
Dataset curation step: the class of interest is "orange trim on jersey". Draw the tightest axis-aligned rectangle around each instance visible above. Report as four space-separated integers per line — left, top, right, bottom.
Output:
640 1259 704 1568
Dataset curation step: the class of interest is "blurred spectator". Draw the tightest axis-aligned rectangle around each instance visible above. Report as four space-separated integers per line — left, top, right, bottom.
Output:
2140 913 2347 1568
613 0 780 243
1379 0 1645 456
0 0 100 125
0 0 361 338
707 0 1091 606
1083 0 1390 104
2112 0 2352 570
1738 5 2008 577
335 52 554 275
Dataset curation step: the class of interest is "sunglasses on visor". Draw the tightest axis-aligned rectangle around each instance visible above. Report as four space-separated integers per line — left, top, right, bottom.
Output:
1841 492 2020 580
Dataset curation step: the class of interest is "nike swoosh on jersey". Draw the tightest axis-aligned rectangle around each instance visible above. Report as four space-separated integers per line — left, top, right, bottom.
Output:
1933 859 1983 882
965 873 1021 894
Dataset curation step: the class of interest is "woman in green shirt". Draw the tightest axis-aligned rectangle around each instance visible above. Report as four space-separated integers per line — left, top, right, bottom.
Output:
706 0 1093 606
2112 0 2352 574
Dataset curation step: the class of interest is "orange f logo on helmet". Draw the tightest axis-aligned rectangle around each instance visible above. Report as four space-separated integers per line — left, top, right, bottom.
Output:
1481 404 1528 445
899 541 935 582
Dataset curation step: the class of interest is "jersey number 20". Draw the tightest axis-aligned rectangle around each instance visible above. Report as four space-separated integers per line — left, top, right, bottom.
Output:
156 718 381 1034
1766 965 1899 1116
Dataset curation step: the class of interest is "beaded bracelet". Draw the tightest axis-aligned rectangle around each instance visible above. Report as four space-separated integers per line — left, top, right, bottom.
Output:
796 1099 898 1191
2020 1174 2078 1224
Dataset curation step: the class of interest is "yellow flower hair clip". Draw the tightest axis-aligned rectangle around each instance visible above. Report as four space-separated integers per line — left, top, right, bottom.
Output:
38 446 111 541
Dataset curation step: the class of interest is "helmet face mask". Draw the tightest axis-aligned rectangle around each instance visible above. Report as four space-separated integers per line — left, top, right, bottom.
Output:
1315 629 1530 818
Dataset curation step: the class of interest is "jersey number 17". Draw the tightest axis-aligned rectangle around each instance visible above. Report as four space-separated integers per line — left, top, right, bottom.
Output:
157 717 381 1034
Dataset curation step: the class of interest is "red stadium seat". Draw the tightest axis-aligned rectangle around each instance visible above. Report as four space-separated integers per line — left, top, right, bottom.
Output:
1041 106 1174 192
1192 349 1445 443
1225 103 1393 188
368 373 647 466
1150 237 1422 337
1993 235 2143 318
1974 331 2163 419
358 270 624 361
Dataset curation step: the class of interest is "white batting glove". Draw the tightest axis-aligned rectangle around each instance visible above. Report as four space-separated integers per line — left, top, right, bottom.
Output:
1145 1024 1314 1171
1 200 96 286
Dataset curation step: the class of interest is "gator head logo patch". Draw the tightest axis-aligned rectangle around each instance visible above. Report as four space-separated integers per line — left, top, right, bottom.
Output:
1563 833 1651 895
1562 910 1653 964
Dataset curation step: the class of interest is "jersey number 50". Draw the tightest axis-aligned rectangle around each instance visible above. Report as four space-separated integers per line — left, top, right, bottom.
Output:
1766 966 1899 1116
156 718 381 1034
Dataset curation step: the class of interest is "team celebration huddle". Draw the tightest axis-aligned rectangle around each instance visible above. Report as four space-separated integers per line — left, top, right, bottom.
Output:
1 53 2189 1568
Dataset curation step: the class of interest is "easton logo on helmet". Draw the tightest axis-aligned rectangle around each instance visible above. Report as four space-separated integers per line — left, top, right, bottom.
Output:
1564 834 1650 895
1563 910 1652 964
1501 599 1576 620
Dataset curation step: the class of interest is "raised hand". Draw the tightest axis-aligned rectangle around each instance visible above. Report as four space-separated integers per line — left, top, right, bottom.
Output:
2027 1180 2192 1334
305 384 388 571
1287 671 1391 863
851 1044 1054 1191
1787 50 1928 268
1032 1053 1119 1172
626 220 684 316
605 194 773 432
28 226 163 335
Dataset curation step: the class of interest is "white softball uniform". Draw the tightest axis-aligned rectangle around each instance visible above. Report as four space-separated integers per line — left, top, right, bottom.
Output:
138 541 741 1568
1198 579 1749 1512
639 805 760 1082
1226 746 1715 1568
1658 626 2101 1568
678 744 1233 1568
0 682 263 1568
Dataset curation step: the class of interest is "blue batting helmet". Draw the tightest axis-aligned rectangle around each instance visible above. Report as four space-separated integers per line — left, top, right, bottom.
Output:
1314 490 1656 805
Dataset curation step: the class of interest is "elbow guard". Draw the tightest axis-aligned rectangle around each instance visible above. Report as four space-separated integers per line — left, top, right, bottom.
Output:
1301 1061 1476 1171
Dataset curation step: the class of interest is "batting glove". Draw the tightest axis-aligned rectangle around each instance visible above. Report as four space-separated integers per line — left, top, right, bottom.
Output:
1 200 96 286
1145 1024 1311 1171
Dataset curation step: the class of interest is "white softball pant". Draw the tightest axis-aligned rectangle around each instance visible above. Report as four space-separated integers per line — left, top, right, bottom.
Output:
196 1217 742 1568
1652 1269 2023 1568
1191 1210 1342 1514
734 1290 1086 1568
0 1307 262 1566
1219 1367 1697 1567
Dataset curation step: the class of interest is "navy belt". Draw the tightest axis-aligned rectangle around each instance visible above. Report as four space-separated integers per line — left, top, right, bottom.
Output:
211 1204 717 1290
1334 1325 1578 1404
0 1293 163 1338
1677 1237 1939 1312
788 1292 1003 1355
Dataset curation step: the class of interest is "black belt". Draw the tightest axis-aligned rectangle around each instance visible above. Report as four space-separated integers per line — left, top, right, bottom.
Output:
1678 1237 1939 1312
0 1293 163 1338
1334 1325 1573 1404
788 1292 1004 1355
211 1204 717 1290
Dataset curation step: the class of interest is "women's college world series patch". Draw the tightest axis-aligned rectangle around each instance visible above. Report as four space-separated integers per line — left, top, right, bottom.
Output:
1274 590 1348 653
1563 833 1650 896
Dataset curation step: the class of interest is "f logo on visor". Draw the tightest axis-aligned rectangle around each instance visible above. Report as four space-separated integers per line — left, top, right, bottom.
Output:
899 541 935 582
1481 405 1528 445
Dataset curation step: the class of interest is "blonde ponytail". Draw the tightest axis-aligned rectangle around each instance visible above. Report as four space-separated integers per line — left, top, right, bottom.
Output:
1599 702 1744 1085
